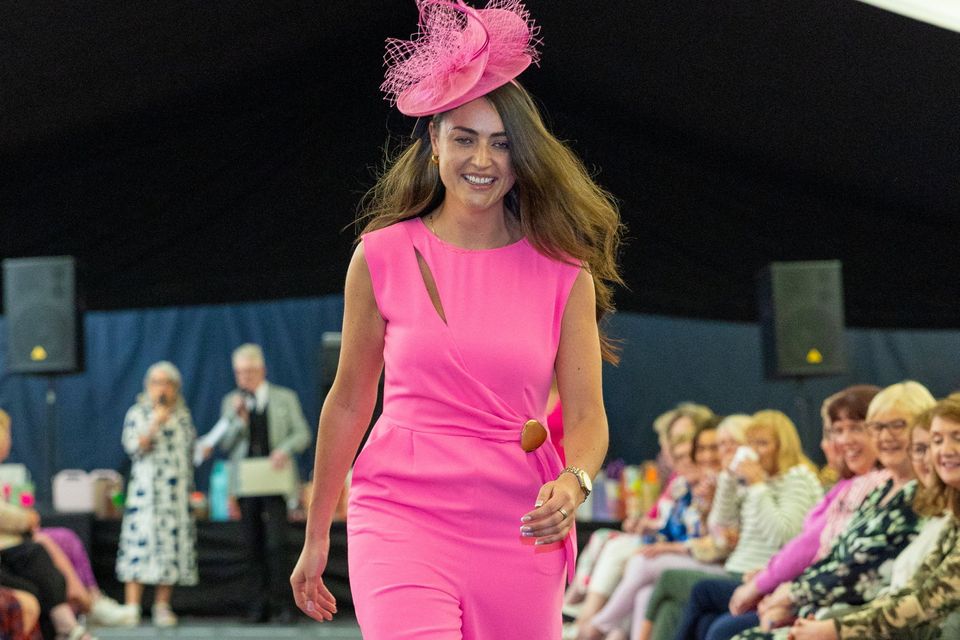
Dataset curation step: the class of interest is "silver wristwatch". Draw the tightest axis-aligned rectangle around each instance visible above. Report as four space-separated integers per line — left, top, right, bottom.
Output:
561 466 592 500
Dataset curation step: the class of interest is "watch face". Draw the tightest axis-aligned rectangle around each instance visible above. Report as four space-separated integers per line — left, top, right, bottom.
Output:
580 470 592 493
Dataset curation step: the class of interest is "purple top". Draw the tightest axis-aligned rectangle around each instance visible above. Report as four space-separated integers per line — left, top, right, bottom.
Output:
754 478 852 595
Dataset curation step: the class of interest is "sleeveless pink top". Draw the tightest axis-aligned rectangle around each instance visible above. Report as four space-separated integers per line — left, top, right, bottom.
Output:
360 217 581 578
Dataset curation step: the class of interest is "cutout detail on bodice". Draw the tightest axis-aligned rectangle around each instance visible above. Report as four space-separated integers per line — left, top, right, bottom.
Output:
415 248 447 325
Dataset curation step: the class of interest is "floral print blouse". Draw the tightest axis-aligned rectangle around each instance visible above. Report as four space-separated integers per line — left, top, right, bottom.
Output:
789 478 920 617
732 479 921 640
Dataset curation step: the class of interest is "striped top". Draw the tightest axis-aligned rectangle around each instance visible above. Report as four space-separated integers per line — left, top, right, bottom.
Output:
724 463 823 574
707 470 744 531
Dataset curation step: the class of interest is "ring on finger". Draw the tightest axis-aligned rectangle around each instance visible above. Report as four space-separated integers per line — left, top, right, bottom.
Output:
558 507 569 519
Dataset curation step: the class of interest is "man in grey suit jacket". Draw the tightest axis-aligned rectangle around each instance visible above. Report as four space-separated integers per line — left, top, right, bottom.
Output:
219 343 311 622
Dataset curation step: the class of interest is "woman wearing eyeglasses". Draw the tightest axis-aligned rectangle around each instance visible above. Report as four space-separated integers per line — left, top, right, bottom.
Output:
729 381 936 640
789 394 960 640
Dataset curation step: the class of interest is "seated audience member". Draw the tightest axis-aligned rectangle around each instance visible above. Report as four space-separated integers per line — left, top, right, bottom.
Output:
697 414 752 564
567 431 708 639
790 393 960 640
0 410 129 627
651 404 713 490
730 380 935 640
0 409 97 640
0 586 40 640
675 385 882 640
637 410 823 640
817 409 845 489
563 404 716 627
0 535 95 640
580 424 727 639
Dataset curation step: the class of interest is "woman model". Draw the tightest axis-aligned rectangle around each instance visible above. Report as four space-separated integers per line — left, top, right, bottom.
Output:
290 1 622 637
114 361 198 627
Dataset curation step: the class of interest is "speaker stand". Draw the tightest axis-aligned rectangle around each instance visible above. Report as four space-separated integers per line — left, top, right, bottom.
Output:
38 376 60 508
792 377 821 465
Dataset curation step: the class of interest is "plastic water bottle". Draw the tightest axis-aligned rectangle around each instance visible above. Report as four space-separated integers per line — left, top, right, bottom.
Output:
209 461 230 522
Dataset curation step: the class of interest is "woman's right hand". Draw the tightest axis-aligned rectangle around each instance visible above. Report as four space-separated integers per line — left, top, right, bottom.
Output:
729 579 761 615
153 402 171 426
290 537 337 622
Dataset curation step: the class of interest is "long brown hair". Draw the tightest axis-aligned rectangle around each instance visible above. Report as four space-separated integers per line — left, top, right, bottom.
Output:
927 394 960 518
358 82 624 362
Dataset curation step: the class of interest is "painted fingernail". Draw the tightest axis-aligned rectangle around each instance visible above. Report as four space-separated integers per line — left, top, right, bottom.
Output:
535 501 544 507
521 515 531 522
521 526 532 533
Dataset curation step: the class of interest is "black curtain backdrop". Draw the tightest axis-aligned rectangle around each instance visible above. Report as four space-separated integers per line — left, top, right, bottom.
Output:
1 1 958 327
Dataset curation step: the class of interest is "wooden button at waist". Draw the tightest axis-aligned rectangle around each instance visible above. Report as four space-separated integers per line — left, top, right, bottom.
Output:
521 419 547 453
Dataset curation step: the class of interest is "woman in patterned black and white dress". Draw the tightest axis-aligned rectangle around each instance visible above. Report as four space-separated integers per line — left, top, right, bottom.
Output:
115 361 197 627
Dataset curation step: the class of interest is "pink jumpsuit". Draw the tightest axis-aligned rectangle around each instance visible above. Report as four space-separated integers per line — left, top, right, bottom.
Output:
348 218 581 639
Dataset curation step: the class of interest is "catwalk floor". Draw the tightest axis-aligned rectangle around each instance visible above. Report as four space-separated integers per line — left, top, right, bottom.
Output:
94 616 362 639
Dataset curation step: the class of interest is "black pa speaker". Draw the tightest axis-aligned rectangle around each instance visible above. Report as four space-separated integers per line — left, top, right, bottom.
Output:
2 256 83 374
757 260 846 378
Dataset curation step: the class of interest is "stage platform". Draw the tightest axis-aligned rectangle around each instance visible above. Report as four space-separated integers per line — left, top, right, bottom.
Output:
94 616 361 639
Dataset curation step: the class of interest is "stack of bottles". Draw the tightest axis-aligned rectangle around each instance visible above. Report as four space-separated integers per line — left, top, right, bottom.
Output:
583 461 660 523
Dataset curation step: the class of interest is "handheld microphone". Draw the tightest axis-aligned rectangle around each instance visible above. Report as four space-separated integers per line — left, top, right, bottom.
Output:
239 389 256 412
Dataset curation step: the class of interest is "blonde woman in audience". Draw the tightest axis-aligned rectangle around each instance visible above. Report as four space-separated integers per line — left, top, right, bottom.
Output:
731 381 935 640
790 393 960 640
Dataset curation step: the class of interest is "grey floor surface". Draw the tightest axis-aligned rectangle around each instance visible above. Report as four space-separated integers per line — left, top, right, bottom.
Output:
93 616 362 639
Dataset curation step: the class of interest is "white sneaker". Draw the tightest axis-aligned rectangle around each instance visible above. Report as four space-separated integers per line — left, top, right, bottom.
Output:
152 603 178 628
87 597 134 627
106 603 140 628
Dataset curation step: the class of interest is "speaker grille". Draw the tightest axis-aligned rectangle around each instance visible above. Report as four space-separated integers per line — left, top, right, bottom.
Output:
2 256 81 374
758 261 846 378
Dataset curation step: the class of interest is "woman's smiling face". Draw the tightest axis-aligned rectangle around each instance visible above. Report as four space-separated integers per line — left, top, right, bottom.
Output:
429 98 516 215
867 410 912 477
831 413 877 476
930 416 960 489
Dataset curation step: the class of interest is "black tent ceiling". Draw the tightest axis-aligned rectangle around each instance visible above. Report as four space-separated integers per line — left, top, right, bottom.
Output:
1 1 957 327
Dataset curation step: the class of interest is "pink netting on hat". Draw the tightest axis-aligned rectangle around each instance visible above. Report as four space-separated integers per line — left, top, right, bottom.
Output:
381 0 541 111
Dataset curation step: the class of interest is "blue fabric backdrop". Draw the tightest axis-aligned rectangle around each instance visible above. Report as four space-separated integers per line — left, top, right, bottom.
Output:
0 296 344 496
2 296 959 497
602 313 960 466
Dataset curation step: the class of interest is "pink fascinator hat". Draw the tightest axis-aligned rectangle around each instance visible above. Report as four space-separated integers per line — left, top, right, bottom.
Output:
382 0 541 117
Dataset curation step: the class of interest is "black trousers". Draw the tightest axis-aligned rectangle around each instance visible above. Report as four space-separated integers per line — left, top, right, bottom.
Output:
1 541 66 640
238 495 291 612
